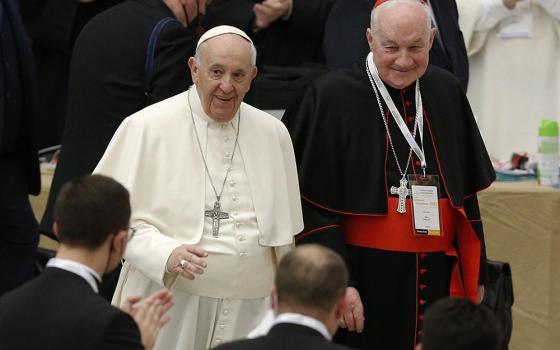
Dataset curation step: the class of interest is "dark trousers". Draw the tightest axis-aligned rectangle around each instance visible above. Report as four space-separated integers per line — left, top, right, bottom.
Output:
0 154 39 296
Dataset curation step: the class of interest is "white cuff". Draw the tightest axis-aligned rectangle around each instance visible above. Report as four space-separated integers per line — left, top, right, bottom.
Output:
475 0 515 31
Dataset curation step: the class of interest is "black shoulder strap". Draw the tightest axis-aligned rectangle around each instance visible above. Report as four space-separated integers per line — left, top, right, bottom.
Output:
144 16 180 102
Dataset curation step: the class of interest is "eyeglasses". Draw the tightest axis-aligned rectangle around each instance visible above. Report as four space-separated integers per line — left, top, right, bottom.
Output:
127 228 137 242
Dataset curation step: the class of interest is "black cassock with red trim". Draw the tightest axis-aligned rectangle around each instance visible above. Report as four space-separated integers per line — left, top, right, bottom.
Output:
282 62 495 350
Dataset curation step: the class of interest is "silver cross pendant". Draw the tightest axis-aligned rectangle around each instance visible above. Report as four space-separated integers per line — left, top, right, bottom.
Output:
390 178 410 214
205 201 229 237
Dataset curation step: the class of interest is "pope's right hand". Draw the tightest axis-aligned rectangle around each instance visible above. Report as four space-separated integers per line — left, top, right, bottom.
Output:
166 245 208 280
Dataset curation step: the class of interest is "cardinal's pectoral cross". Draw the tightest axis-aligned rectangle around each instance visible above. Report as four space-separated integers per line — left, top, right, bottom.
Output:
390 178 410 214
205 201 229 237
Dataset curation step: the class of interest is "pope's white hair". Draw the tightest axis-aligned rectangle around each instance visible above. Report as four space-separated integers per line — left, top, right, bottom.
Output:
194 34 257 67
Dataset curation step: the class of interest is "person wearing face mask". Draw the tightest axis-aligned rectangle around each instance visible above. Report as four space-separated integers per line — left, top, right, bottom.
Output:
282 1 495 349
39 0 206 300
93 25 303 350
0 174 174 350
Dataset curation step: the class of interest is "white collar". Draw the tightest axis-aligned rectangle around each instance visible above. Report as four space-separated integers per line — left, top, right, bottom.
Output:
272 313 331 340
46 258 101 293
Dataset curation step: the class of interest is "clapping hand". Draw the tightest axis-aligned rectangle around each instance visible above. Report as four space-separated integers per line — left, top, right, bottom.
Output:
122 289 174 350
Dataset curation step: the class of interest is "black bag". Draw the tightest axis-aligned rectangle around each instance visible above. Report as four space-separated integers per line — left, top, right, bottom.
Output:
482 260 514 350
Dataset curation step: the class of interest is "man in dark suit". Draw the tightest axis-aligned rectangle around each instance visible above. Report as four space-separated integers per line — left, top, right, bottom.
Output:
0 0 41 297
39 0 205 299
0 175 173 350
21 0 120 149
214 244 353 350
323 0 470 91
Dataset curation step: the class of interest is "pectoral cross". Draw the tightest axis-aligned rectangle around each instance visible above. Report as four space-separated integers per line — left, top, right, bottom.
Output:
205 201 229 237
390 178 410 214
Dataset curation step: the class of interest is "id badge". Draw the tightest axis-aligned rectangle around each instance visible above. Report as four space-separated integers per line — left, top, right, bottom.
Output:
407 174 442 236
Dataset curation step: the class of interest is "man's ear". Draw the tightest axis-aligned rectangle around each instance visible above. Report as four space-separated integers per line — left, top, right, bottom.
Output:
246 66 258 92
427 27 437 50
366 28 376 53
188 57 199 84
111 229 128 253
52 223 60 240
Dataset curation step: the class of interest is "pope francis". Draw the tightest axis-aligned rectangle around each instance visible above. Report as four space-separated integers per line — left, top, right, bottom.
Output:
94 25 304 350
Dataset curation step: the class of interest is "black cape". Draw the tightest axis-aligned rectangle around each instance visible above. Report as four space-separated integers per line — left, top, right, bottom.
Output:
282 62 495 350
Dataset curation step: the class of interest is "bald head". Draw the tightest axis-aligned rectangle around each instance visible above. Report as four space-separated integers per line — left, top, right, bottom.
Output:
371 0 432 39
275 244 348 315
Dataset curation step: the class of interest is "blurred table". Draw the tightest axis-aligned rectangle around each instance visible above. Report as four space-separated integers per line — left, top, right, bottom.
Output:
478 180 560 350
29 165 58 251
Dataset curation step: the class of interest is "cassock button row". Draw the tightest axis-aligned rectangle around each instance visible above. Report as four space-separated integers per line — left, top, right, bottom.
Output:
229 180 236 187
415 160 421 167
235 222 242 228
223 309 230 315
420 268 428 274
405 100 412 107
420 253 428 259
224 136 229 142
419 284 427 290
419 299 426 305
418 330 423 337
224 152 231 158
215 339 222 344
238 235 245 242
219 324 226 330
419 315 424 320
232 195 238 202
239 252 247 257
407 115 415 123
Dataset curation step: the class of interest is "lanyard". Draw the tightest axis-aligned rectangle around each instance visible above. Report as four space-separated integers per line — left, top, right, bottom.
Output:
366 53 427 171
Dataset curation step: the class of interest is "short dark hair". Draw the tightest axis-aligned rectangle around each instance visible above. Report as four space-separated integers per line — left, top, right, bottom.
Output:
421 298 501 350
275 244 348 315
54 174 131 249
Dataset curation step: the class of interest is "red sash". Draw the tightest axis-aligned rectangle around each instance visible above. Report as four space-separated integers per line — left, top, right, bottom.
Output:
342 197 481 302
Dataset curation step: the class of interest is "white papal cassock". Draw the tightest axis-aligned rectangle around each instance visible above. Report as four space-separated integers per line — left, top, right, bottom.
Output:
94 86 304 350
